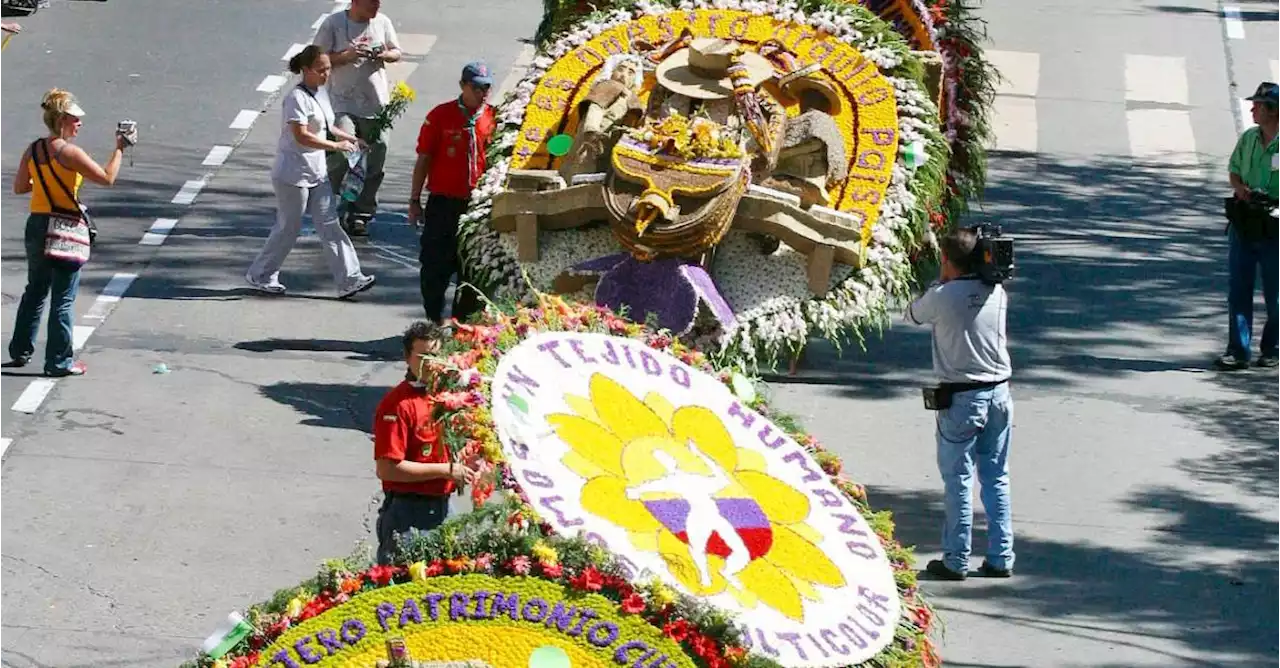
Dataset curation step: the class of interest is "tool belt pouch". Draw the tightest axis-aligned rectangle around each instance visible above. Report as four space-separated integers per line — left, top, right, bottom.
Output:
921 385 953 411
1224 196 1278 242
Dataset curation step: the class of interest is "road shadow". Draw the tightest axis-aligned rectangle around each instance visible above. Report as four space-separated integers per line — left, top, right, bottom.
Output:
1149 4 1278 21
865 484 1279 666
236 336 402 363
1170 369 1279 497
258 381 386 434
774 152 1233 398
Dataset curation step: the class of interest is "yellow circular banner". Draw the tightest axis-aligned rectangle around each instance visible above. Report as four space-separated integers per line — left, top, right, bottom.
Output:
512 9 900 234
255 575 698 668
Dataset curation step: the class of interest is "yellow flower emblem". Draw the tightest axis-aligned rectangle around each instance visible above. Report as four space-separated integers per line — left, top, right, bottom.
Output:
547 374 845 621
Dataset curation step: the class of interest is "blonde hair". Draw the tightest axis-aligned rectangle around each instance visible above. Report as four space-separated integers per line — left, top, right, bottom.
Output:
41 88 77 134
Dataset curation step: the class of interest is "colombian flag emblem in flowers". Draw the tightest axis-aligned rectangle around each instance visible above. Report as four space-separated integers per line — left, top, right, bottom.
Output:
491 332 902 667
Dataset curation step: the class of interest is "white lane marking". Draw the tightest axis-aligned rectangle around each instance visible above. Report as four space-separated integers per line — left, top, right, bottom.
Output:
172 179 207 205
230 110 259 130
12 379 57 414
257 75 288 93
201 145 234 167
375 252 417 270
1124 55 1188 105
311 13 328 31
1 438 12 458
987 49 1040 97
1239 99 1254 128
72 325 95 352
497 44 538 102
283 43 307 61
1222 6 1245 40
99 273 138 301
397 33 437 57
1127 108 1198 167
1272 60 1279 82
990 96 1038 152
139 218 179 246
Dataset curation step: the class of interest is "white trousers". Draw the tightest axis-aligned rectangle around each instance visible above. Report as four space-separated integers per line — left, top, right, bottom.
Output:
248 179 364 290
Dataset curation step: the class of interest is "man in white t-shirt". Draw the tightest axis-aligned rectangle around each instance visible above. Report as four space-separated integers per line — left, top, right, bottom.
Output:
314 0 401 236
905 226 1015 582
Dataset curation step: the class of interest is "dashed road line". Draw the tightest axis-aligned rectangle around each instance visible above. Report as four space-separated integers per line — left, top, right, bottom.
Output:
1127 108 1199 168
172 178 207 205
230 109 259 130
1 438 12 458
12 379 57 414
1125 55 1188 106
311 14 329 31
497 44 537 103
84 272 139 321
202 145 234 167
283 43 308 61
139 218 179 246
1222 6 1245 40
1239 98 1253 128
72 325 95 352
257 75 288 93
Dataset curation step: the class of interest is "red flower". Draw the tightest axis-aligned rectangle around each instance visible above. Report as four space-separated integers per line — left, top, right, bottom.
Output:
540 561 563 578
689 634 718 659
570 566 604 591
662 619 691 642
265 619 290 637
620 593 647 614
425 560 445 577
229 655 259 668
367 565 398 586
299 598 330 621
913 605 935 631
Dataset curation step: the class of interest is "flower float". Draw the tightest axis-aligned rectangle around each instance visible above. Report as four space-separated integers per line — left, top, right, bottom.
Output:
457 0 963 370
182 299 940 668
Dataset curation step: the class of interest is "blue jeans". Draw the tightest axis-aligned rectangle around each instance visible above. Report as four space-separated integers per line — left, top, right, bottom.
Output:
8 214 82 374
936 383 1015 572
1226 228 1279 361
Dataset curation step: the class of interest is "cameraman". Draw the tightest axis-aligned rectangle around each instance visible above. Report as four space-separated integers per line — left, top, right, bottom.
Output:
905 227 1015 580
1217 81 1278 370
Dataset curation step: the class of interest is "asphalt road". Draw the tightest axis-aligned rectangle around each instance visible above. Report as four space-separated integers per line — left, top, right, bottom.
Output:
0 0 1276 666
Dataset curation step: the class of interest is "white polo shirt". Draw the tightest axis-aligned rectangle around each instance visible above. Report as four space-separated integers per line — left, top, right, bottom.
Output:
905 278 1012 384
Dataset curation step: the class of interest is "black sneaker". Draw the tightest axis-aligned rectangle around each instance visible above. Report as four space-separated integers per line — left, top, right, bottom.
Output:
925 559 967 581
348 216 369 237
2 355 31 369
1257 355 1278 369
978 561 1013 578
1214 353 1250 371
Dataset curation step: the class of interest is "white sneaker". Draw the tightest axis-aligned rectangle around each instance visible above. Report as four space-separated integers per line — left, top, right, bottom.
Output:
245 272 286 294
338 274 376 299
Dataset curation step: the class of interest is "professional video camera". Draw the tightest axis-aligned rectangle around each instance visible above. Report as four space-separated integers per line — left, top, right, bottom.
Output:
972 223 1015 285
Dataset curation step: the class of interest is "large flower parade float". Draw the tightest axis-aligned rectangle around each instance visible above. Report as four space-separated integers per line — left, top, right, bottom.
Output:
183 2 996 667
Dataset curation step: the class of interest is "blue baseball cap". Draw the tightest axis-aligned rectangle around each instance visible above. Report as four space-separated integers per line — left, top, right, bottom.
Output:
462 61 494 87
1245 81 1278 106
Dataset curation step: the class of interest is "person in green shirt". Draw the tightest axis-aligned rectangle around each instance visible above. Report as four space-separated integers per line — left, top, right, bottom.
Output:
1218 82 1279 370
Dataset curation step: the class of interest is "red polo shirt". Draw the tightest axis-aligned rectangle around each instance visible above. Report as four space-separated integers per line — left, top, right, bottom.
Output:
373 380 455 496
415 100 497 199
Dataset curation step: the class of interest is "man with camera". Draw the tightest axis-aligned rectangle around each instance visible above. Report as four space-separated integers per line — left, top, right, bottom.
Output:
1217 82 1278 371
906 226 1015 580
314 0 402 237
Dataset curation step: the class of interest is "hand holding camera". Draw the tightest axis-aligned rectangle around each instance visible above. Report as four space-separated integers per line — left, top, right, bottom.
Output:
115 119 138 147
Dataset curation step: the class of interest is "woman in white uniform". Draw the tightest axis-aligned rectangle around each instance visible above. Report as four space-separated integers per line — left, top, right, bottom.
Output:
246 44 376 298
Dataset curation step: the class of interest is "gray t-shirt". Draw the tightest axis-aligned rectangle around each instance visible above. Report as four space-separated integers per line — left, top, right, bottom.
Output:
272 86 334 187
905 278 1012 383
314 11 399 118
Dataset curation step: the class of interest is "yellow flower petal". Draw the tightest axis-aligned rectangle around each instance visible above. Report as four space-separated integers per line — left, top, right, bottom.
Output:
767 524 846 589
546 413 624 477
581 476 663 533
562 451 607 480
670 406 739 473
735 449 768 472
590 374 669 442
786 521 825 546
657 528 727 596
738 558 805 621
725 581 761 609
784 569 822 602
564 393 600 425
734 470 811 524
643 391 675 428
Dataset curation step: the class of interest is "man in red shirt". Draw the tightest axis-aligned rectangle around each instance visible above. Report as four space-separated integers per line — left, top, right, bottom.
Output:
373 321 477 564
410 61 498 325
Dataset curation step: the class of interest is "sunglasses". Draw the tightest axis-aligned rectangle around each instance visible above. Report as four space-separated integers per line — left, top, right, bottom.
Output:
467 81 491 92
